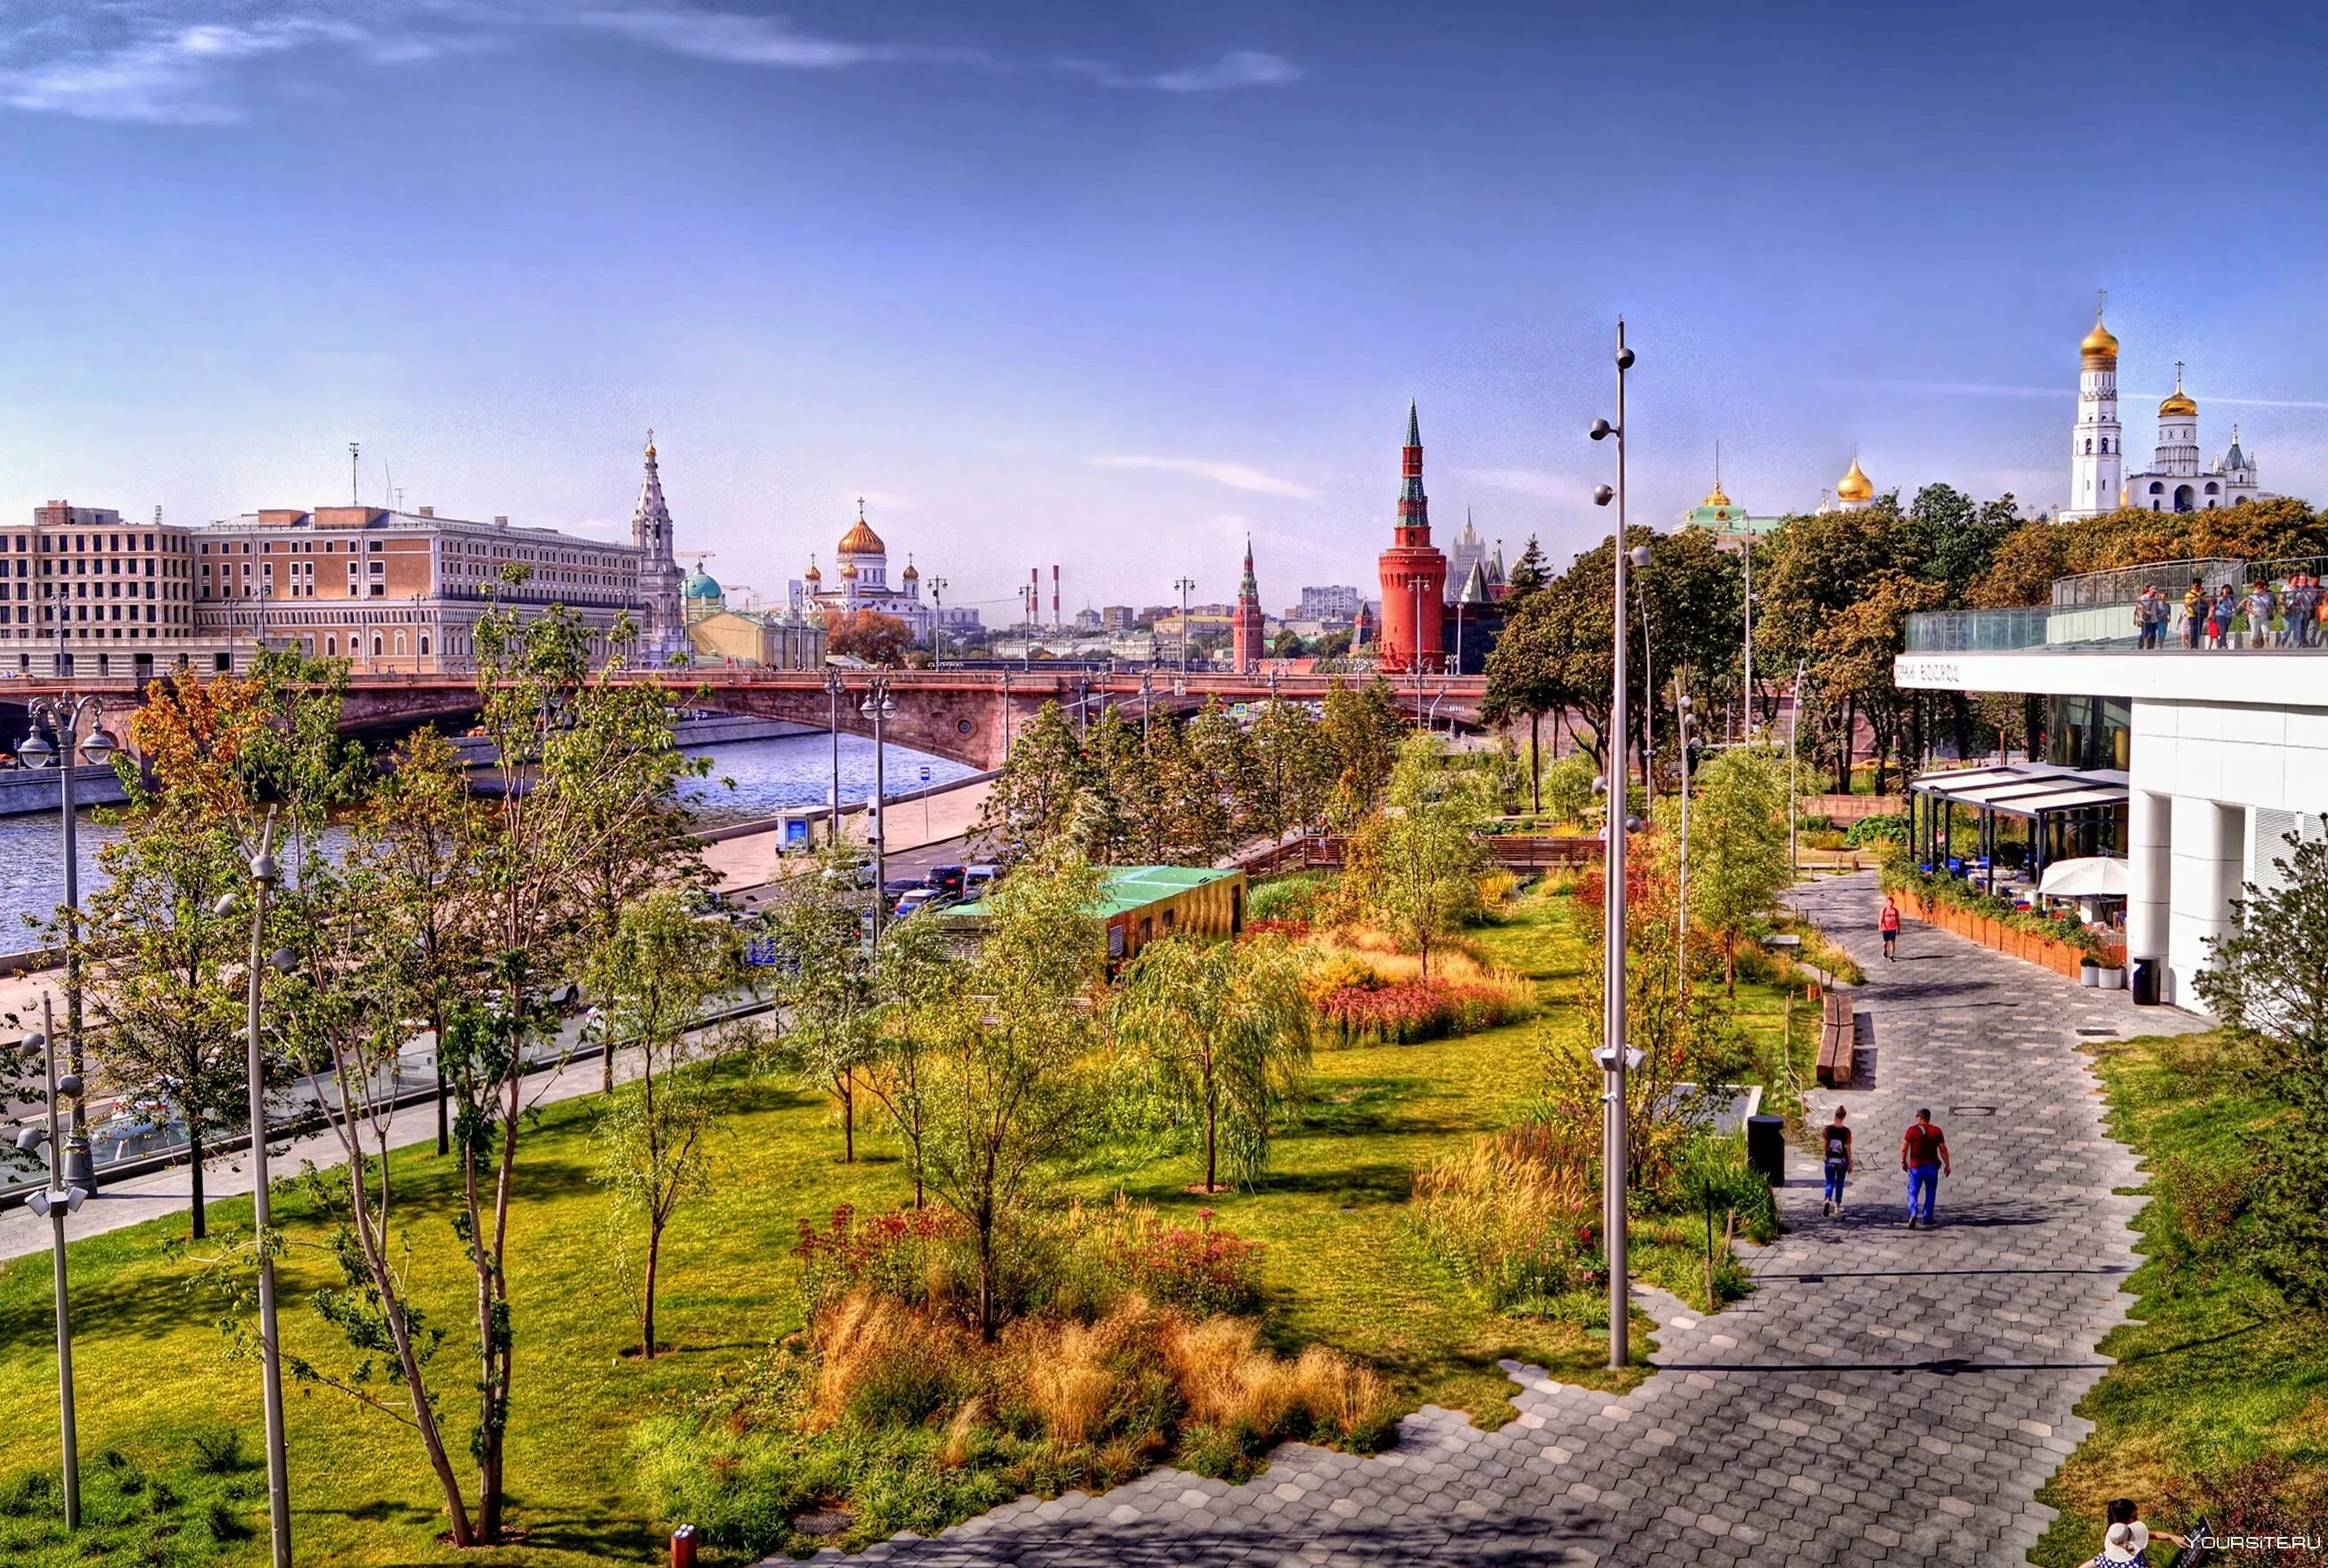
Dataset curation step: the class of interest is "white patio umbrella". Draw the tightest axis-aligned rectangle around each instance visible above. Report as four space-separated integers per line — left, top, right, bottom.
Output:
2038 856 2131 899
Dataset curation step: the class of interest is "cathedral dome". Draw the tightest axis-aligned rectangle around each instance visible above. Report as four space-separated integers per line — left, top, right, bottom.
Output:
683 567 721 601
1835 457 1875 503
1701 482 1732 508
901 556 919 581
836 501 885 556
803 557 822 583
839 560 859 580
2080 316 2120 365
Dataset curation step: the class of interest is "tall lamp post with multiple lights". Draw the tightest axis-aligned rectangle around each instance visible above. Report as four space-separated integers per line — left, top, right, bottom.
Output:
823 666 846 844
1588 317 1646 1371
1173 577 1196 679
20 693 116 1189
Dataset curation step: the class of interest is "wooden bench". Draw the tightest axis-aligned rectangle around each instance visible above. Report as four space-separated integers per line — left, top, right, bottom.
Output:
1814 989 1855 1089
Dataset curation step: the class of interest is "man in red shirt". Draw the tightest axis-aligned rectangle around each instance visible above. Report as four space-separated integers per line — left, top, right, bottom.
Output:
1900 1108 1949 1228
1879 897 1902 961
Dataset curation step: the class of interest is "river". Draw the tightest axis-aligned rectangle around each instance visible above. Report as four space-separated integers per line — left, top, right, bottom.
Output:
0 732 969 955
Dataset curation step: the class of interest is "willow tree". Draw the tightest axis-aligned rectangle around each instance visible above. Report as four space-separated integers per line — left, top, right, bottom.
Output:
762 853 883 1163
1348 734 1491 979
1108 933 1312 1192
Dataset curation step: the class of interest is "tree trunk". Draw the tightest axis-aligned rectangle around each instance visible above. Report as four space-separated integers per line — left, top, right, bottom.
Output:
1202 1068 1218 1193
840 1069 854 1163
642 1223 661 1360
1724 924 1738 996
189 1128 206 1240
434 1006 450 1157
1529 712 1541 813
1948 692 1972 763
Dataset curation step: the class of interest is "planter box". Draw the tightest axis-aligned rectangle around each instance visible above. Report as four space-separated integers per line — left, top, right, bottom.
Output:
1900 890 2092 981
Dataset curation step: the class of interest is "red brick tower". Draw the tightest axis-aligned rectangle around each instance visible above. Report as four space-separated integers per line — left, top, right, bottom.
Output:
1376 402 1446 673
1231 537 1266 672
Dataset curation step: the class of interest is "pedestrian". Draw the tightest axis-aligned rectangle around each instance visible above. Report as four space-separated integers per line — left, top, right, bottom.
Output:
1879 896 1901 961
2089 1497 2186 1566
2295 573 2323 650
2132 586 2154 649
1900 1108 1949 1228
2180 578 2204 649
2210 584 2236 650
2244 579 2277 650
1821 1106 1852 1217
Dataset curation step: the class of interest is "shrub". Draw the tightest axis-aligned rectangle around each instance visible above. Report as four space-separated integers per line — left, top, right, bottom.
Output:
1316 977 1533 1046
1248 872 1334 925
795 1204 976 1319
1843 811 1911 848
809 1292 974 1431
1410 1126 1606 1311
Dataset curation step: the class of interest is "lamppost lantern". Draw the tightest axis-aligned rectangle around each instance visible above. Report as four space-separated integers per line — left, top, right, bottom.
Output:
17 730 55 767
1629 545 1652 570
1592 485 1615 508
1588 419 1615 442
78 729 115 765
1592 775 1609 796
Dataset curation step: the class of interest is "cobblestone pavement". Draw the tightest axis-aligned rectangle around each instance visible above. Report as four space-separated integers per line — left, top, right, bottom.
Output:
780 872 2204 1567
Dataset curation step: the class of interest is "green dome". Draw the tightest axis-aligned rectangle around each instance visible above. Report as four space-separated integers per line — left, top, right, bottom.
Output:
683 568 722 601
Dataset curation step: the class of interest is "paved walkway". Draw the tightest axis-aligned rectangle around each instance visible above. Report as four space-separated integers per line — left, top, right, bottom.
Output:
786 871 2204 1567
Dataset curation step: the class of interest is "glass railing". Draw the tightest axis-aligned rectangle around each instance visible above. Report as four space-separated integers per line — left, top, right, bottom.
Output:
1908 601 2328 652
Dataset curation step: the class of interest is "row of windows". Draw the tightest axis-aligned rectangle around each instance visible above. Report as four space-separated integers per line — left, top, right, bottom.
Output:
0 532 186 554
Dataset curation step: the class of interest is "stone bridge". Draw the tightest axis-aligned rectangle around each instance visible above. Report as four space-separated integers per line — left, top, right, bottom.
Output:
4 669 1489 771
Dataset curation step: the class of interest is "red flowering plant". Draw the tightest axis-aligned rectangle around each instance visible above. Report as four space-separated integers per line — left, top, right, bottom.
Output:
1315 978 1530 1046
1068 1195 1267 1317
793 1203 974 1317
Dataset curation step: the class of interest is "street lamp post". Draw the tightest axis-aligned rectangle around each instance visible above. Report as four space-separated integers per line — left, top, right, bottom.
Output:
1411 574 1427 724
1174 578 1196 677
860 680 895 938
823 666 845 844
237 830 293 1568
929 578 949 668
21 694 116 1190
1588 316 1642 1371
1788 659 1808 876
1140 669 1155 743
1741 531 1756 744
14 996 86 1529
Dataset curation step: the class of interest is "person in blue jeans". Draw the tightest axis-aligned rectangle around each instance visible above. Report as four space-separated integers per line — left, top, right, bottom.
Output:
1820 1107 1853 1216
1900 1108 1950 1228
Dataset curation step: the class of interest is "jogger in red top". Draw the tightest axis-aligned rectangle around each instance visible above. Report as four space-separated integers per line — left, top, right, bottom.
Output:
1879 897 1901 962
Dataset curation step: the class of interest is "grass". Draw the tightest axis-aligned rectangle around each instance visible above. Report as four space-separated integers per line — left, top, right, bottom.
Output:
0 880 1812 1564
2032 1028 2328 1564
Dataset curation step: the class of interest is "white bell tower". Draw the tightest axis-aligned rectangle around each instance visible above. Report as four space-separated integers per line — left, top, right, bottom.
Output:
2064 292 2123 521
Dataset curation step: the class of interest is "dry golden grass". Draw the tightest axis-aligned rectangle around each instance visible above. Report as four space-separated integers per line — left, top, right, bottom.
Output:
807 1292 972 1432
1160 1313 1392 1436
939 1398 984 1469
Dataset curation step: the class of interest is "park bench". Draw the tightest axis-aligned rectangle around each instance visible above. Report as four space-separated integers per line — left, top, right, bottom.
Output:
1814 989 1855 1089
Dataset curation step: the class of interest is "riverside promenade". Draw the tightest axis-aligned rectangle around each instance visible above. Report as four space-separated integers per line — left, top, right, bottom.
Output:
790 870 2204 1567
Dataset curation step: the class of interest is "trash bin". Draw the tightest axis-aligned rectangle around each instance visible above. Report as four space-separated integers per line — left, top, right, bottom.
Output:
2131 957 2162 1007
1745 1114 1787 1188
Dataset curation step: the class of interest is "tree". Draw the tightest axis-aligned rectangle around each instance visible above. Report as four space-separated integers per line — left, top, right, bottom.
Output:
762 852 883 1163
587 888 739 1358
546 621 711 1092
1318 678 1408 829
1108 934 1312 1192
855 911 958 1208
1245 697 1327 842
922 853 1105 1337
1966 522 2068 609
79 795 259 1238
978 700 1090 854
2196 834 2328 1309
1173 699 1252 860
1348 735 1491 978
1685 746 1795 992
821 607 915 666
1503 534 1550 604
1539 750 1599 828
1810 569 1945 794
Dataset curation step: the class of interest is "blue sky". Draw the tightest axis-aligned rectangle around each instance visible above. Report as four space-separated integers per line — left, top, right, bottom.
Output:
4 1 2327 619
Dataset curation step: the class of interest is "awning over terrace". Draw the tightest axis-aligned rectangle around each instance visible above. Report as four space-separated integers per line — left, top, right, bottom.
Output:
1906 764 2130 893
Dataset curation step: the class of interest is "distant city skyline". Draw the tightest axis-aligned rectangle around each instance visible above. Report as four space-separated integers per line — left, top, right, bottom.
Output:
5 1 2328 616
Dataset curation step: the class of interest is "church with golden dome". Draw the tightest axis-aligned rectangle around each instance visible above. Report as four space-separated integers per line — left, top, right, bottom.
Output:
2061 300 2267 519
798 500 936 641
1819 455 1878 514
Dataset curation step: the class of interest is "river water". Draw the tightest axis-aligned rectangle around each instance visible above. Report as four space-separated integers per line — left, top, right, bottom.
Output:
0 732 968 955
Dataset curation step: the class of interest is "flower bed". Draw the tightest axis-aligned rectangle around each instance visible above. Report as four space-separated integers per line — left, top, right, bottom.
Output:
1315 977 1532 1046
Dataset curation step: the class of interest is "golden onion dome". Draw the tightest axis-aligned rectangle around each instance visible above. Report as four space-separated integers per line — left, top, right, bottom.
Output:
836 500 884 556
803 557 822 582
839 560 858 580
2081 316 2120 364
2159 365 2196 418
1836 456 1875 502
1702 482 1732 508
901 556 919 580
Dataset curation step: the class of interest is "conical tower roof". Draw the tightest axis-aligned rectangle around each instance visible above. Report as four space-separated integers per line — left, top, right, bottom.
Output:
1459 561 1489 604
631 428 675 556
1239 537 1259 601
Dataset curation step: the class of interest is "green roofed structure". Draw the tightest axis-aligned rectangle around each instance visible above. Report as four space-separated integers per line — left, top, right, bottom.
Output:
946 865 1248 967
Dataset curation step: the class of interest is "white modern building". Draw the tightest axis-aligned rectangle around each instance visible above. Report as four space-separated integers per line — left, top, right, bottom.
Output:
1898 642 2327 1015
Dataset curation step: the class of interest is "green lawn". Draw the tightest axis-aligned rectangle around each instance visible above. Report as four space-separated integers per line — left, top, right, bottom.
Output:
0 882 1808 1565
2033 1028 2328 1563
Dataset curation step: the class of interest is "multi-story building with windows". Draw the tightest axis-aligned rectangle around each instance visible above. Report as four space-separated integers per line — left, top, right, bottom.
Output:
0 504 220 679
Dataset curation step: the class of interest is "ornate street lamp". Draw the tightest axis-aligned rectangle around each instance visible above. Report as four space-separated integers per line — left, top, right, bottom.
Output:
13 997 86 1530
21 693 115 1188
823 665 846 838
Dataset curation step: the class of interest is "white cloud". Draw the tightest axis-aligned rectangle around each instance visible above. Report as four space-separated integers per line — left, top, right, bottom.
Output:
1087 454 1318 500
1060 49 1301 92
0 4 1299 122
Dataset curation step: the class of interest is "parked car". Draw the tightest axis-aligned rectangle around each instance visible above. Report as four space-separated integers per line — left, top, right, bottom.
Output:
928 864 968 898
962 863 1003 899
822 858 876 889
892 887 943 919
883 876 929 899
